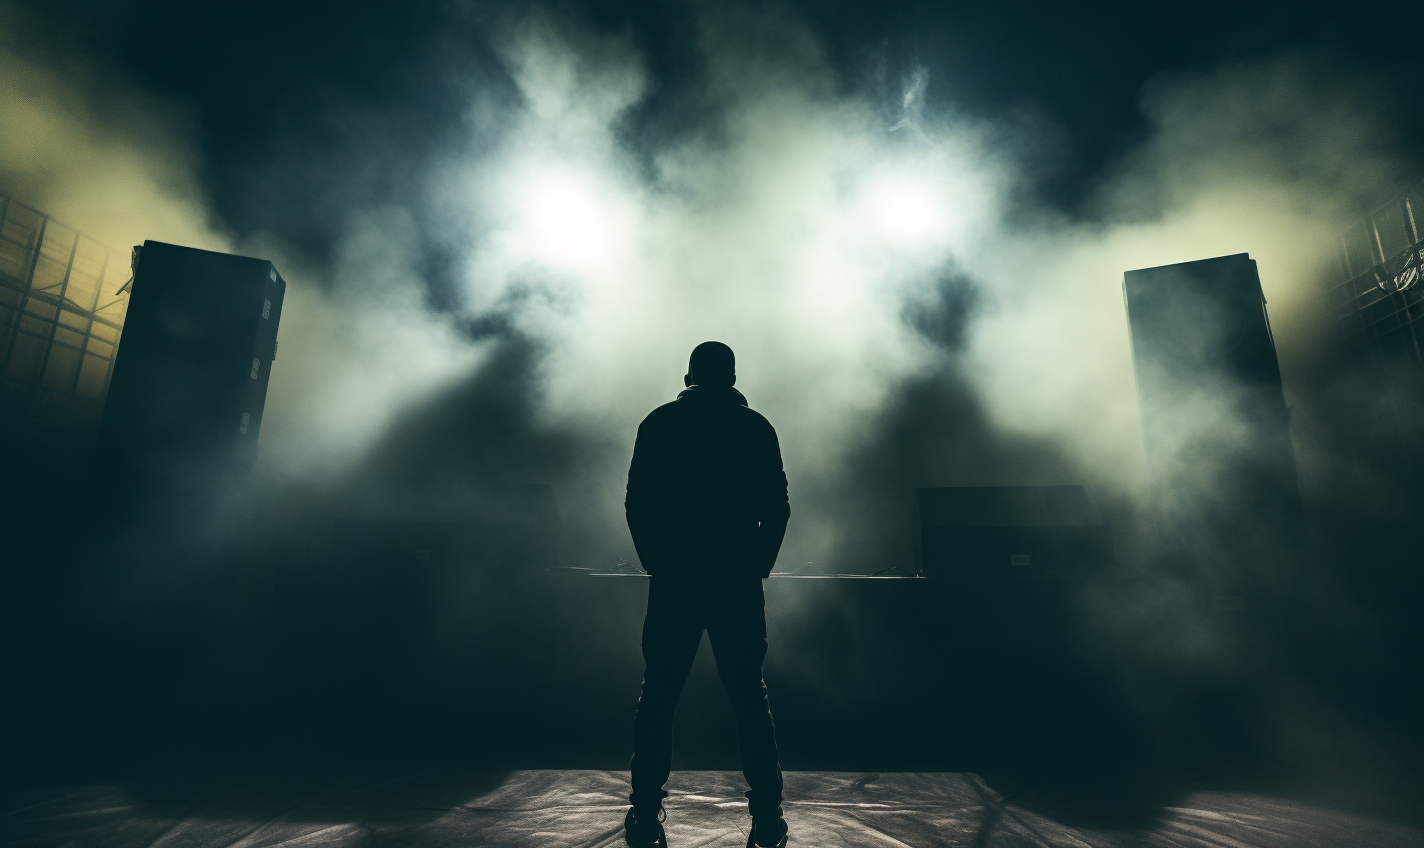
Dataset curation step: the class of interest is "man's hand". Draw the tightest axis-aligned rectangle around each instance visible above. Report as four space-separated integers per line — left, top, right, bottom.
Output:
755 519 788 578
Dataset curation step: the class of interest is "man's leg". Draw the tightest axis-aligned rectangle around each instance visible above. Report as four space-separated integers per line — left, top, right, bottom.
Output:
630 579 704 815
706 580 783 822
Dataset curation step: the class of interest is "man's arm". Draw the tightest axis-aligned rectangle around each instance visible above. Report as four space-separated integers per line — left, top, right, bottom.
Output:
625 418 668 574
754 425 791 578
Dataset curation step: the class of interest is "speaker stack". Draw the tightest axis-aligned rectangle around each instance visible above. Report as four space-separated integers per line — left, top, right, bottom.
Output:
94 241 285 495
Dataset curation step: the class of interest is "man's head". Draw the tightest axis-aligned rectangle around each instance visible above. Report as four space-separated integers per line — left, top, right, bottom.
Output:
685 341 735 388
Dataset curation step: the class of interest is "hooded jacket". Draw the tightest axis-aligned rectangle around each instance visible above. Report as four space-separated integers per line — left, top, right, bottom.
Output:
625 385 790 581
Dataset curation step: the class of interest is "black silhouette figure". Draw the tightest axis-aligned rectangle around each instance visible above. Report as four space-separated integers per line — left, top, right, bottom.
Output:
624 342 791 848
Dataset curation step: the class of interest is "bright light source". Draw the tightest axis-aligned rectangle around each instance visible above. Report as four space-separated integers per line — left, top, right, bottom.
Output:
864 174 949 249
515 167 615 268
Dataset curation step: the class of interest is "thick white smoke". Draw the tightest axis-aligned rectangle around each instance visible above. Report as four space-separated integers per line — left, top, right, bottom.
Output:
1 10 1410 572
404 12 1012 567
254 209 488 479
393 18 1406 569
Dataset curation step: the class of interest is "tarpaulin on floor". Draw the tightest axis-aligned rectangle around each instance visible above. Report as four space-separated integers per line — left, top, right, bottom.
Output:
5 770 1421 847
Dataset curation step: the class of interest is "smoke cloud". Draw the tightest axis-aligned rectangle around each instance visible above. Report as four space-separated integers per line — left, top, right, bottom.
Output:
3 2 1419 791
4 8 1414 567
0 18 225 264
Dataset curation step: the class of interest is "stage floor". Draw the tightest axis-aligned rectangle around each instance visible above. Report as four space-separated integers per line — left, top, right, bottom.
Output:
5 769 1421 848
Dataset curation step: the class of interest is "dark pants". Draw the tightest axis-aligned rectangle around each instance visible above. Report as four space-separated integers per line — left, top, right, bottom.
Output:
630 577 783 819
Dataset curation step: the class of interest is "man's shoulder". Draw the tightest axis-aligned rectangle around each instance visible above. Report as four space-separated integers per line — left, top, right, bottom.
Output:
639 399 684 426
734 404 776 433
641 397 774 425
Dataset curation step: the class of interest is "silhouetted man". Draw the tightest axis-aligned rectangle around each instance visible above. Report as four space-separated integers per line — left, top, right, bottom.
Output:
624 342 791 848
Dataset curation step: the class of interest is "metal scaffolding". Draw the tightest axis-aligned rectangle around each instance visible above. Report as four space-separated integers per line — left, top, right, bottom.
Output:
1329 179 1424 366
1327 180 1424 483
0 194 131 433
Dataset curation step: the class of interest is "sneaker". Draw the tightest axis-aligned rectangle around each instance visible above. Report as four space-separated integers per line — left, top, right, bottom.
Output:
625 807 667 848
747 815 788 848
